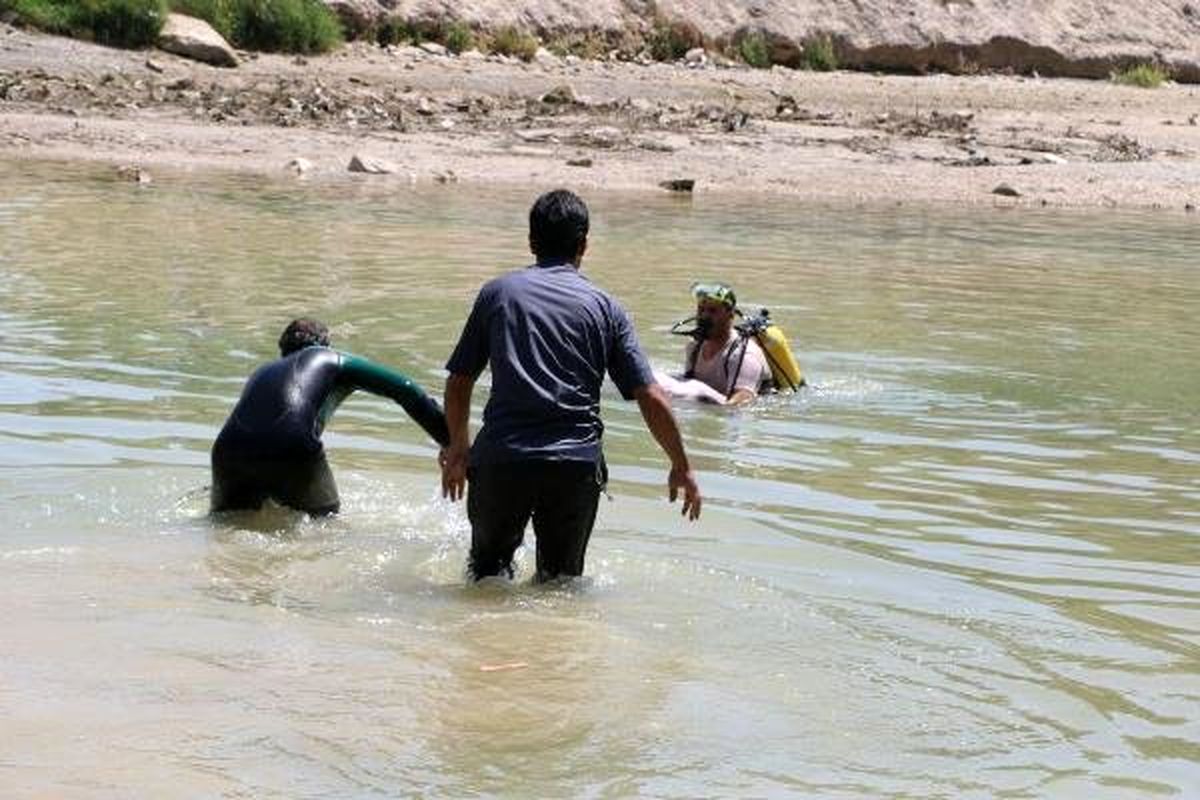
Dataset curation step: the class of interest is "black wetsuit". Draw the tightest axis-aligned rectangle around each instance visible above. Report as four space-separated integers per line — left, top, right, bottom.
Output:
211 346 449 515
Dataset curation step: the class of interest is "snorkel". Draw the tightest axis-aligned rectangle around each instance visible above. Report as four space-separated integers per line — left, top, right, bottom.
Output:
669 315 712 341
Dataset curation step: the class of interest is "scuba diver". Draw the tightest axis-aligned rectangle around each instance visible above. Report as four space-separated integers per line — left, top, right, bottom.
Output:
210 318 449 516
660 282 804 405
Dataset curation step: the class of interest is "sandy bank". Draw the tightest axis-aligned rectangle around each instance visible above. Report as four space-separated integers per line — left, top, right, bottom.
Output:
2 28 1199 211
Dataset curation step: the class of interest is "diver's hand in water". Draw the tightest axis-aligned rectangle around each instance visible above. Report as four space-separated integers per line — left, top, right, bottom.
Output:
655 372 728 405
668 466 702 521
440 443 469 502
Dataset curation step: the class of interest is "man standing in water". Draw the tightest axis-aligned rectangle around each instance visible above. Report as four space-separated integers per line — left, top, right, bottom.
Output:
440 189 702 582
211 318 449 515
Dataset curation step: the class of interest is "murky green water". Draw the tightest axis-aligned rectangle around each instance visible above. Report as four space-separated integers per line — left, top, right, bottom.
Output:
1 160 1197 798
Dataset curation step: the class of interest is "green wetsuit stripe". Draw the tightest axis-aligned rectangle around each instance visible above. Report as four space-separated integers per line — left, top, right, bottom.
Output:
338 352 450 446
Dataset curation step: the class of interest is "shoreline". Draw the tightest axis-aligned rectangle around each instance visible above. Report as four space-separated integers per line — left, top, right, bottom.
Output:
2 29 1199 213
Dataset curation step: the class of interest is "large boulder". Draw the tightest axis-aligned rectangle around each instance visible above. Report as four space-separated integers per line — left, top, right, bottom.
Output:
362 1 1199 83
157 13 238 68
654 0 1200 81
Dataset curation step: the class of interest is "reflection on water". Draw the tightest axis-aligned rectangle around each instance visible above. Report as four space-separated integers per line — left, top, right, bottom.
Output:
1 160 1197 797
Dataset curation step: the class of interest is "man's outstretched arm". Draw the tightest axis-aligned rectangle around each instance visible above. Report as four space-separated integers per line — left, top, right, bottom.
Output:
440 372 476 502
634 382 701 520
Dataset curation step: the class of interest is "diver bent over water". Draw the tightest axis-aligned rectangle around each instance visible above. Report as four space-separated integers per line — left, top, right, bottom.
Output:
211 318 449 515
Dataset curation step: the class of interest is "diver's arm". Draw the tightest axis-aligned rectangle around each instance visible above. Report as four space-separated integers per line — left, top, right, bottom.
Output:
726 388 757 406
339 353 450 446
655 371 730 405
440 372 475 502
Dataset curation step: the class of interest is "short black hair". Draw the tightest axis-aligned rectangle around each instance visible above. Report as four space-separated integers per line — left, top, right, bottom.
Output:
278 318 330 356
529 189 589 261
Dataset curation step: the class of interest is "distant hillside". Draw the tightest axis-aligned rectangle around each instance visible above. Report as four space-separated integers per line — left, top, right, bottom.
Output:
327 0 1200 82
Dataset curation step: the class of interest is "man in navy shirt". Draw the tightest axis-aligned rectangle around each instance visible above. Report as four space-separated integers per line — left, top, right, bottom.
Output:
212 318 449 515
441 189 701 582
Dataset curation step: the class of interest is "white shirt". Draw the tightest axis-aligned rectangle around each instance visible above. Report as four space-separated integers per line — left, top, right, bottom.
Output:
684 333 769 397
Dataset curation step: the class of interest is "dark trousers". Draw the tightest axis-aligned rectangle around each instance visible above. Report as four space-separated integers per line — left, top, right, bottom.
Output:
466 459 606 582
210 442 340 516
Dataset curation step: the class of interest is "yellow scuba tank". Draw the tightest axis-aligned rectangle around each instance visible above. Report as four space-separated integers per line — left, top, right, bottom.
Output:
755 320 804 390
736 309 804 391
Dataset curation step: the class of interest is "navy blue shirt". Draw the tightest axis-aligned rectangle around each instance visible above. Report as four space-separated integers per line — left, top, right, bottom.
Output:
445 262 655 465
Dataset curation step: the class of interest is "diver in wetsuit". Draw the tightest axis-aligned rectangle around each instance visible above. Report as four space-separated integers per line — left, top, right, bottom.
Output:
211 318 449 515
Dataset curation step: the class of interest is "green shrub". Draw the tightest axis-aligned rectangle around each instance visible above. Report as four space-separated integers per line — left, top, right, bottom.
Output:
487 24 537 61
170 0 236 39
2 0 166 47
2 0 340 51
372 16 416 46
443 20 472 53
647 17 698 62
368 16 475 51
803 34 837 71
170 0 341 53
545 31 609 60
1112 63 1168 88
227 0 341 53
87 0 166 46
0 0 75 34
738 30 770 69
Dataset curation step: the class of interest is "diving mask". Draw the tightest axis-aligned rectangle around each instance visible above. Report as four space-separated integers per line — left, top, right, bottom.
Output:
691 282 737 310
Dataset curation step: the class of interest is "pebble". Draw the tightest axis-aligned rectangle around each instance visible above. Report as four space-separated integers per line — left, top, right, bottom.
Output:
540 84 577 105
660 178 694 192
635 135 687 153
116 164 151 184
584 126 623 147
348 154 396 174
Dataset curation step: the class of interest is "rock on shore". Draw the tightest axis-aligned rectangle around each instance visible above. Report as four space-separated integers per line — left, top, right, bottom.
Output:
158 13 238 68
330 0 1200 82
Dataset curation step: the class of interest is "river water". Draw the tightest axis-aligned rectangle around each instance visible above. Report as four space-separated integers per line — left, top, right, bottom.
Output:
1 160 1197 798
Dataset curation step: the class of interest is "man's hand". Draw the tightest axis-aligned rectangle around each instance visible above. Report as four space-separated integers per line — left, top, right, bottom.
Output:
441 372 476 503
440 443 469 502
669 465 702 521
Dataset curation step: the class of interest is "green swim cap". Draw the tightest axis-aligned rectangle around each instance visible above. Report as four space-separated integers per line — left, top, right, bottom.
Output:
692 282 737 309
